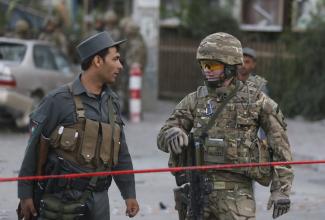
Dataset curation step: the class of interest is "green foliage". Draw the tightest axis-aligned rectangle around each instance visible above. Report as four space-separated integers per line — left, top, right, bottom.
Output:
266 3 325 120
164 0 240 39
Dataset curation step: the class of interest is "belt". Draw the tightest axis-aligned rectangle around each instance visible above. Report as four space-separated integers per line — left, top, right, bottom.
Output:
56 177 112 192
212 181 252 190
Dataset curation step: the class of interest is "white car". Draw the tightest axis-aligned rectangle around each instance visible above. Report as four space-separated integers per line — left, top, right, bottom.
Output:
0 37 77 128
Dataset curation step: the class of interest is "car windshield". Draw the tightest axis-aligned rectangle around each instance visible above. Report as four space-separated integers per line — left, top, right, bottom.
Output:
0 42 27 63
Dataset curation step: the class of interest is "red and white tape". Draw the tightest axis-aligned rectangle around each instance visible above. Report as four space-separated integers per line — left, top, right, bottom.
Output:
1 160 325 183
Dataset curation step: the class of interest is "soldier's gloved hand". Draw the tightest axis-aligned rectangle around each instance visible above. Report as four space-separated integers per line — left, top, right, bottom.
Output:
165 127 188 154
267 191 290 219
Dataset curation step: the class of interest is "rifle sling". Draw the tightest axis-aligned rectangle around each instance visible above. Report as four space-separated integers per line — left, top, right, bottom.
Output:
200 81 239 137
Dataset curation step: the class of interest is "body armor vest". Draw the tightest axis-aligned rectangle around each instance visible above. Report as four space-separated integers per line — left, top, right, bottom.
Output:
193 84 271 186
49 87 121 170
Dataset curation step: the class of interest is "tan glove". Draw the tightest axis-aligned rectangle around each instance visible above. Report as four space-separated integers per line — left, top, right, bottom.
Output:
164 127 188 154
267 191 290 219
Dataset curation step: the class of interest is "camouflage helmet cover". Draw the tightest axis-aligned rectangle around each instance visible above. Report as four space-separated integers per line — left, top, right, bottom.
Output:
196 32 243 65
104 10 118 23
15 19 29 32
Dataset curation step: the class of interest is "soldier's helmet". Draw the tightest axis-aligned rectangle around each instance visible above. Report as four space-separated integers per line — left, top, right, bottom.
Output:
15 19 29 33
104 10 118 24
124 19 140 36
196 32 243 65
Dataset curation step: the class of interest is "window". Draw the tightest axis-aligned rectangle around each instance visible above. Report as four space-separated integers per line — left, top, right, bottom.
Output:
240 0 284 32
33 45 58 70
0 42 27 63
51 48 71 74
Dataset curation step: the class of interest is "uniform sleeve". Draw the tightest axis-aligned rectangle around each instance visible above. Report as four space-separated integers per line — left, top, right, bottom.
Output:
157 92 197 152
112 128 136 199
17 96 58 199
259 94 294 196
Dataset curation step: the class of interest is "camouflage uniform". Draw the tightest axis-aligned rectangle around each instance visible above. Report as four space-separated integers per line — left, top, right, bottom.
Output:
6 19 32 39
104 10 121 41
119 20 147 116
39 17 68 54
157 33 293 220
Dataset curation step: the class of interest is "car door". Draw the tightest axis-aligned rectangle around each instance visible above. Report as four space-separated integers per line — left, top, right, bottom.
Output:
50 47 75 85
31 44 67 93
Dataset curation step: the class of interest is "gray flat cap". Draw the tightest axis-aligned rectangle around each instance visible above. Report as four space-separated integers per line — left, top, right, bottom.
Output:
243 47 257 60
76 31 126 62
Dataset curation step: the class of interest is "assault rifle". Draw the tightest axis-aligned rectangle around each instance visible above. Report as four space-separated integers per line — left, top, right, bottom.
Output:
174 133 212 220
186 134 212 220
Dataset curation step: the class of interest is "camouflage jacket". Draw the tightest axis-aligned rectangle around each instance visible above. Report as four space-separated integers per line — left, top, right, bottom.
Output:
157 81 293 195
246 74 268 95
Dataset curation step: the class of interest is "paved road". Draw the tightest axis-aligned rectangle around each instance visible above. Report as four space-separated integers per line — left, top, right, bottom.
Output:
1 100 325 219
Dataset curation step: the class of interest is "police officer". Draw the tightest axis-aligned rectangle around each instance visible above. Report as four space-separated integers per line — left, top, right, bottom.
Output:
18 31 139 220
238 47 268 94
157 32 293 219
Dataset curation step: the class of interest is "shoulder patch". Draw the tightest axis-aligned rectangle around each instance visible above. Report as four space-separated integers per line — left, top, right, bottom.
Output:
197 86 208 98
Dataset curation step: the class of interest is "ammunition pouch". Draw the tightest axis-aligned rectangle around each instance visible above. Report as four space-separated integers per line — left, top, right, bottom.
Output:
173 185 189 220
40 194 88 220
246 140 272 186
203 136 272 186
50 119 121 169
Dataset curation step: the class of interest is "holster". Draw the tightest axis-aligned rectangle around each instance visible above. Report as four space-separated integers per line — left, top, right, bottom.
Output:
36 134 51 176
40 194 88 220
173 185 189 220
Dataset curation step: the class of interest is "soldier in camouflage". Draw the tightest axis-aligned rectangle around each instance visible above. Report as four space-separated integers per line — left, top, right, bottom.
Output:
157 32 293 219
38 16 68 54
239 47 268 141
6 19 32 39
118 19 147 116
104 10 121 41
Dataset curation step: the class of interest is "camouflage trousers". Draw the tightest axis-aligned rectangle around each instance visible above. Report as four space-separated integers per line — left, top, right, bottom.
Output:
185 181 255 220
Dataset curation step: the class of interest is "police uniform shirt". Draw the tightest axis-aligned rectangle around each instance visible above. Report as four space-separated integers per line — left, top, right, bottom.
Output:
18 74 136 200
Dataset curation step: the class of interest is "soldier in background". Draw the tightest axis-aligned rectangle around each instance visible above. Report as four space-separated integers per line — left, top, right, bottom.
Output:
238 47 268 94
39 16 68 54
93 13 105 33
157 32 293 219
6 19 32 39
239 47 268 140
104 10 120 41
118 19 147 117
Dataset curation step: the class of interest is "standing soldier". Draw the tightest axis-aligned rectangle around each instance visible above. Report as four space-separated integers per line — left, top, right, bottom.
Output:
39 16 68 54
119 19 147 117
104 10 121 41
6 19 32 39
157 32 293 219
17 31 139 220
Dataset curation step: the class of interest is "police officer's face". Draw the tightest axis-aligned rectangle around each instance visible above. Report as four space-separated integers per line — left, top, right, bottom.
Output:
99 47 123 84
239 55 256 77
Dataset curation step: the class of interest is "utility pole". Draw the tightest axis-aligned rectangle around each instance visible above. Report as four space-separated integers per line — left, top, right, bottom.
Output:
132 0 160 112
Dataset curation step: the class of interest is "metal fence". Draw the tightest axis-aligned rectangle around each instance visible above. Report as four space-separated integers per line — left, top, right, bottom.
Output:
158 35 288 100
